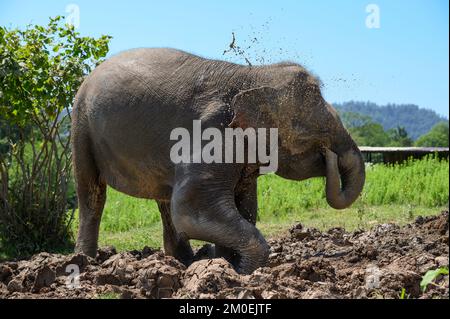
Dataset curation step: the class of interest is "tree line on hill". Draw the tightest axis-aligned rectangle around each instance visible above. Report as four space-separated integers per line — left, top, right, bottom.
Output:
339 111 449 147
334 101 448 141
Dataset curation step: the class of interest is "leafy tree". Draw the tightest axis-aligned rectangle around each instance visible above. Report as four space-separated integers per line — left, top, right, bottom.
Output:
387 126 413 147
341 112 390 146
341 111 372 128
0 16 111 256
415 122 449 147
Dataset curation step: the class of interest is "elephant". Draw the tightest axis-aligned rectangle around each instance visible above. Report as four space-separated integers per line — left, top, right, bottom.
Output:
71 48 365 274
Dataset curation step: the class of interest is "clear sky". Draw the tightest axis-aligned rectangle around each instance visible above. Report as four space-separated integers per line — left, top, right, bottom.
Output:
1 0 448 117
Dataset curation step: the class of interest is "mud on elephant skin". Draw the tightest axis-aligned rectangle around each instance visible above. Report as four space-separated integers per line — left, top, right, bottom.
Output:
71 48 365 274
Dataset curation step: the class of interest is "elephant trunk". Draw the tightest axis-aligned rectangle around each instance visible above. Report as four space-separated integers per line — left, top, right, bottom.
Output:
324 146 365 209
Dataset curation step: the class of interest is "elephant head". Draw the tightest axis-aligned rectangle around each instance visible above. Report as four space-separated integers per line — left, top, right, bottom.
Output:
229 68 365 209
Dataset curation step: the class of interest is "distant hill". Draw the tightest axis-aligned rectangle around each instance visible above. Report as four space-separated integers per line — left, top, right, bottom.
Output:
333 101 448 140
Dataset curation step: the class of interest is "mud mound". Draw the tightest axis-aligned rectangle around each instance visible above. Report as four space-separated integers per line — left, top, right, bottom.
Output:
1 211 448 299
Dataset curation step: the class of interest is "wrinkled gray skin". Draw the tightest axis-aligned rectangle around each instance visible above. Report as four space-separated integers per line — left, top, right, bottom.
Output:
72 48 365 274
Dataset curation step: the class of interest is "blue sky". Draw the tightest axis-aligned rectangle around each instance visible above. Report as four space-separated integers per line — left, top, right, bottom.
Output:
1 0 448 117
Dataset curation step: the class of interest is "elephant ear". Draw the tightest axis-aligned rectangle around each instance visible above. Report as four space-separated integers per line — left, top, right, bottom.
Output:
229 86 279 129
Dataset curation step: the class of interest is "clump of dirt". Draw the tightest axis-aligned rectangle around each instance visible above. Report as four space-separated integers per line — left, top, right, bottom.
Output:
0 211 448 299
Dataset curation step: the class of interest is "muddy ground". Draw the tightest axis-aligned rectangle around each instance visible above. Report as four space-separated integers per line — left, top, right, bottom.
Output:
0 211 448 299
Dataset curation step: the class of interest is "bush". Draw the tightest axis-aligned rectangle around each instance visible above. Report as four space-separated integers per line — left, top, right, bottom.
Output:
415 122 449 147
0 17 111 257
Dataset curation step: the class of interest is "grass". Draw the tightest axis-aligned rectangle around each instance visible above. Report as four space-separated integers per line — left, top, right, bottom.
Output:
258 155 449 217
95 203 445 252
96 292 121 299
82 156 448 252
2 156 448 258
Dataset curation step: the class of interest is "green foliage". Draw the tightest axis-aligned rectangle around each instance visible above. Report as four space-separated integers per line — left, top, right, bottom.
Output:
341 111 372 128
361 155 449 207
97 292 121 299
399 288 408 299
387 126 413 147
0 16 110 125
335 101 447 140
420 267 449 292
100 193 160 232
340 112 389 146
0 17 111 257
349 121 390 147
415 121 449 147
341 112 414 147
258 156 448 219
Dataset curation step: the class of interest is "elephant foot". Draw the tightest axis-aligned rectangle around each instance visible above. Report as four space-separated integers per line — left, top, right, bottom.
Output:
235 238 270 274
215 239 269 274
214 245 239 266
192 243 215 261
169 233 194 266
74 241 98 258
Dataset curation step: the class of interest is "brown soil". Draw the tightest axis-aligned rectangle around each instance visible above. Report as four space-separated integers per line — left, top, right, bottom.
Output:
1 211 448 299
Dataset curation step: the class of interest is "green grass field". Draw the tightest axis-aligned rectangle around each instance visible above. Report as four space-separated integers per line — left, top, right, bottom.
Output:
70 156 448 252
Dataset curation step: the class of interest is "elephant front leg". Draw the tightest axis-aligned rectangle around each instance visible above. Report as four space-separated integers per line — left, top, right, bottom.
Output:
215 178 258 263
157 201 194 266
171 168 269 274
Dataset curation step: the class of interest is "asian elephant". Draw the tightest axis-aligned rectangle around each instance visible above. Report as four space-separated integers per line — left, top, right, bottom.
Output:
71 48 365 274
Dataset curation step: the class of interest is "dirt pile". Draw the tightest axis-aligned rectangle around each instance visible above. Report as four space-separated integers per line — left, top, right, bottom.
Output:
1 211 448 299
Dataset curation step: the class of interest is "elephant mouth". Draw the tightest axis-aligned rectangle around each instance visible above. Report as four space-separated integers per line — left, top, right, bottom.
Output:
275 147 327 180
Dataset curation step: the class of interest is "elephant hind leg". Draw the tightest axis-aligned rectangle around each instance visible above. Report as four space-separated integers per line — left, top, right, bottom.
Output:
73 134 106 258
157 201 194 265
